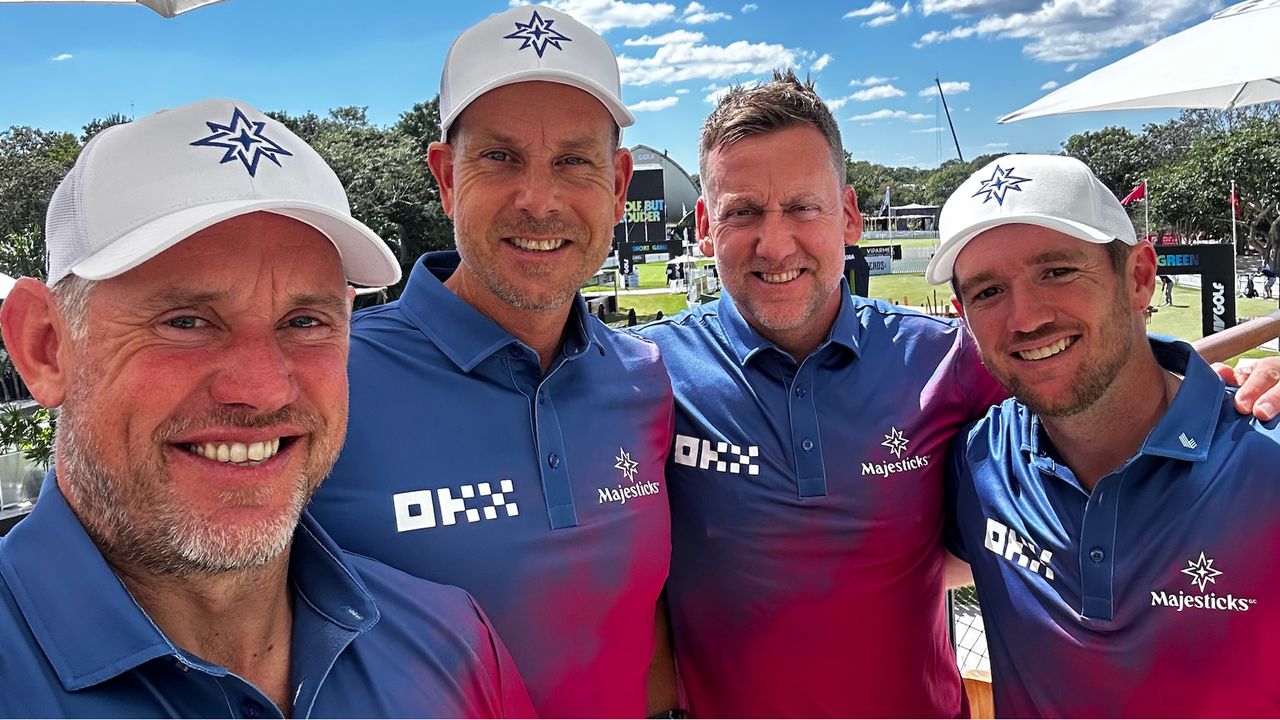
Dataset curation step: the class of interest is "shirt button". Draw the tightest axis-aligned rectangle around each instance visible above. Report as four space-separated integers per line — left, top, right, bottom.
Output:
795 387 806 398
801 439 814 452
537 392 546 406
1089 547 1105 563
240 700 264 718
508 346 522 357
548 453 561 468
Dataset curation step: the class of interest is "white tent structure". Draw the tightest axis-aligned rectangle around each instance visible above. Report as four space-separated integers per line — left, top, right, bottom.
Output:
1001 0 1280 123
0 0 225 17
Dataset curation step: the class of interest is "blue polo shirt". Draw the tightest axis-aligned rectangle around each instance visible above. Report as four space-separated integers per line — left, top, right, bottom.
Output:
636 285 1004 717
947 338 1280 717
0 474 535 718
311 252 673 718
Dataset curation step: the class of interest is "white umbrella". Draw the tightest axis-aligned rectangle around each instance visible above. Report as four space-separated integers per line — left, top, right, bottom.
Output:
0 0 226 17
0 273 15 301
1000 0 1280 123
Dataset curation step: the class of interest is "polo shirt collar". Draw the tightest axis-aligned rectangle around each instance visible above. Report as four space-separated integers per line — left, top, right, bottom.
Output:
0 473 379 692
1019 336 1221 464
717 278 862 365
397 251 603 373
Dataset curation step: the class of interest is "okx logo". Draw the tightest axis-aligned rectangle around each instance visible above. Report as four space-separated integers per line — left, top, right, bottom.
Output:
984 518 1054 580
393 480 520 532
673 434 759 475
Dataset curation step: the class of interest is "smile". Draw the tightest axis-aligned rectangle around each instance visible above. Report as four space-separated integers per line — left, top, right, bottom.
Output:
757 269 804 284
185 439 284 465
1016 337 1075 361
507 237 567 252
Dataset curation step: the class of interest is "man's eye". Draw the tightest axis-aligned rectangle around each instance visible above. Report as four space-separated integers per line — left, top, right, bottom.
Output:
973 287 1001 302
287 316 322 329
788 205 823 221
483 150 510 162
166 316 206 330
1046 267 1076 279
562 156 588 166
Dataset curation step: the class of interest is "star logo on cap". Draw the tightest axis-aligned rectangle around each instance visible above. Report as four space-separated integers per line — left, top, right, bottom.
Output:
972 164 1031 206
503 9 572 58
881 427 910 459
1181 551 1223 592
614 447 639 482
190 106 293 177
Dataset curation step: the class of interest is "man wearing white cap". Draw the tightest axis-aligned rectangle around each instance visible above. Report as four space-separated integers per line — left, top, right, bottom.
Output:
0 99 534 718
932 154 1280 717
310 6 675 718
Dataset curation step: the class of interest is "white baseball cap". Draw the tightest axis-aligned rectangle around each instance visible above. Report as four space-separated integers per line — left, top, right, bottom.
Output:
438 4 635 140
926 154 1137 285
45 98 401 288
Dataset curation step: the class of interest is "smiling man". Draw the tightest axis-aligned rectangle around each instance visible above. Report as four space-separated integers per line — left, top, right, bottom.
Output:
932 154 1280 717
309 6 674 717
0 99 533 718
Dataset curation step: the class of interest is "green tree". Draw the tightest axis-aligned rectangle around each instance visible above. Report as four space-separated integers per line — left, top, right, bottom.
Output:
1061 126 1151 199
80 113 131 143
0 127 80 242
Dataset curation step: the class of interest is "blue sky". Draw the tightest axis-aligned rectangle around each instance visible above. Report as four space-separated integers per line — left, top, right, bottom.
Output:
0 0 1224 173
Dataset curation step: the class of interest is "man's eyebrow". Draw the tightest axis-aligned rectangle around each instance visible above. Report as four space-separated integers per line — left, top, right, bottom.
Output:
290 293 351 317
467 130 609 154
956 248 1092 296
138 289 349 316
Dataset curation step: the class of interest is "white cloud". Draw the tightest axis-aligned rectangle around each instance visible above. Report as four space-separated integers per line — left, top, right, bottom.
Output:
741 2 757 10
1065 62 1079 73
911 127 944 133
676 87 690 94
51 53 73 62
844 1 894 18
984 142 1010 148
919 80 970 97
867 14 898 26
682 1 731 23
850 84 906 101
532 0 675 32
849 75 893 86
620 38 796 85
901 1 913 13
1039 80 1059 90
912 0 1208 62
849 109 932 121
629 96 681 111
811 53 833 72
624 30 705 45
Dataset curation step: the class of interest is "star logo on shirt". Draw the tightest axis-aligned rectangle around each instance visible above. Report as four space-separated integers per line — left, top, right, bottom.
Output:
1181 551 1223 592
881 427 909 459
614 447 639 482
971 164 1031 206
503 10 572 58
190 106 293 177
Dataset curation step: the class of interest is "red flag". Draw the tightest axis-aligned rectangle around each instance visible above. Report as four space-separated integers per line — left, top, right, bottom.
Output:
1230 187 1240 217
1120 182 1146 206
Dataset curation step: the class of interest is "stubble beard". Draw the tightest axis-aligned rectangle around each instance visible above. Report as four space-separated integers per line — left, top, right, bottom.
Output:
58 367 343 578
459 216 604 312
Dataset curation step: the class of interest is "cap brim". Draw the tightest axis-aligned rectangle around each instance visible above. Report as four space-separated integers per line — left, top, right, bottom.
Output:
926 214 1118 286
440 68 636 139
70 199 402 288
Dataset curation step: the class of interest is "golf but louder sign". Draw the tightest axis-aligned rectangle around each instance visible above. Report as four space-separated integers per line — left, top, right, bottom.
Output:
1156 244 1237 337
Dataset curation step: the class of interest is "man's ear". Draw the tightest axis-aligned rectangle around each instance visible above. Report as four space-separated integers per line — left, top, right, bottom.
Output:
613 147 635 223
1129 241 1158 310
696 196 715 257
426 141 457 218
0 278 73 408
842 185 863 246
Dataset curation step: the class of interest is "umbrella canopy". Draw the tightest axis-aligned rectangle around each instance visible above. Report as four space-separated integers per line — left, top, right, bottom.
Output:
0 273 15 301
1001 0 1280 123
0 0 226 17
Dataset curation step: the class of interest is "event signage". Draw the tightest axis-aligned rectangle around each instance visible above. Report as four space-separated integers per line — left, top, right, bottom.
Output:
613 168 674 284
1154 244 1236 337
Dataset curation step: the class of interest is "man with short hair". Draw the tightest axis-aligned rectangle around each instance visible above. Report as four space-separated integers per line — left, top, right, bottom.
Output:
0 98 533 718
933 154 1280 717
638 72 1280 717
310 6 674 717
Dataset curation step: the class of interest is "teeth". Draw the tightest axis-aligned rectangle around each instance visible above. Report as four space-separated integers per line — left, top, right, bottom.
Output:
188 438 283 465
760 269 802 283
509 237 567 252
1017 337 1073 361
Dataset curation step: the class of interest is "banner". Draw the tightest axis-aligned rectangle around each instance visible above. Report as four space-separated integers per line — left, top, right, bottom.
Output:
613 168 672 284
1155 244 1236 337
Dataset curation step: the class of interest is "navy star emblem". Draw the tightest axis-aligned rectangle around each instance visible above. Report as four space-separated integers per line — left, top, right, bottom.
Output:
1180 551 1224 592
972 164 1031 206
614 447 639 482
503 10 572 58
190 106 293 177
881 427 909 459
